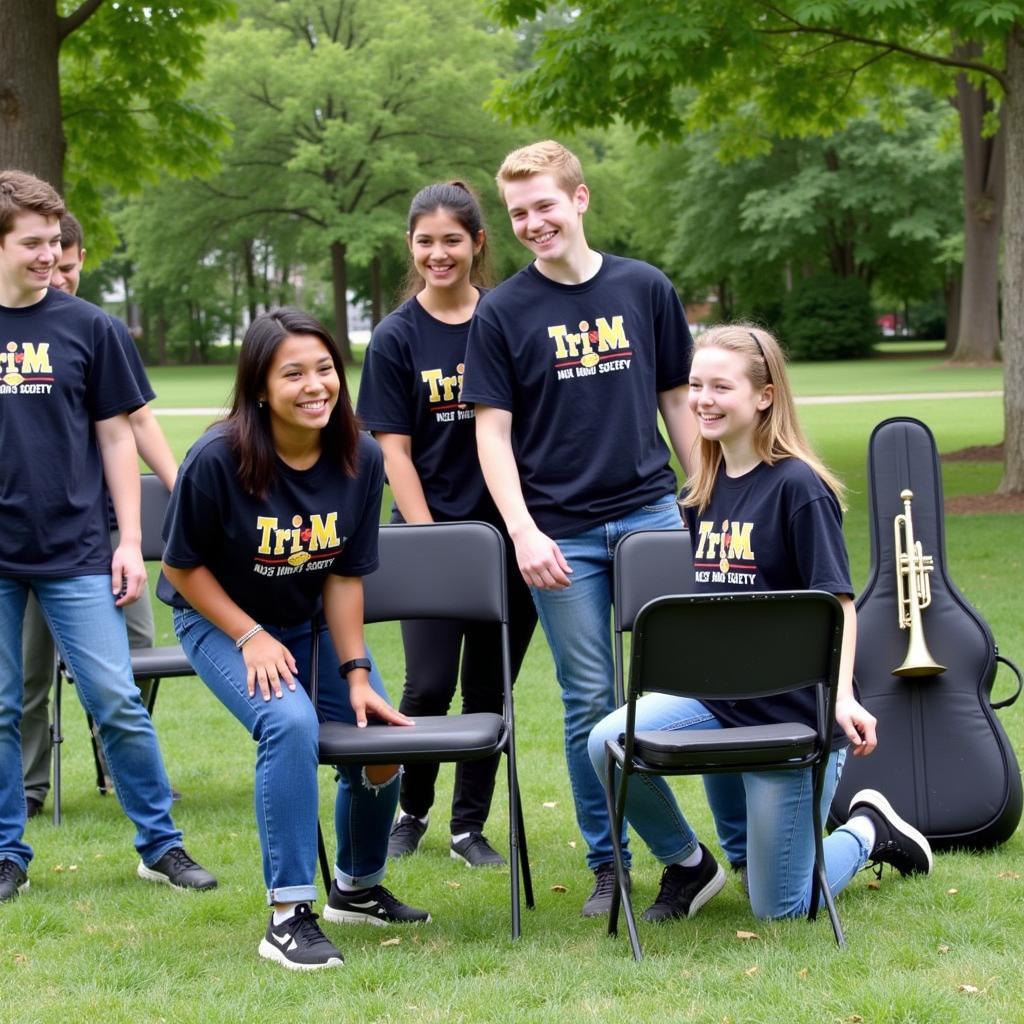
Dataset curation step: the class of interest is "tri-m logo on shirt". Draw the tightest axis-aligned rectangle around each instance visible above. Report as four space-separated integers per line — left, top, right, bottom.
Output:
252 512 344 577
550 315 633 381
0 341 54 394
421 363 473 423
693 519 759 586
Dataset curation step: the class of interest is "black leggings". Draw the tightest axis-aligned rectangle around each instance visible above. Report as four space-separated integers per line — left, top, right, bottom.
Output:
397 542 537 834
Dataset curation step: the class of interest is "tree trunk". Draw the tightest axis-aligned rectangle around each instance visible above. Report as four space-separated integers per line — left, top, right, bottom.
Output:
944 273 961 354
330 240 353 363
243 239 258 323
0 1 65 190
952 44 1005 363
155 309 168 366
999 27 1024 494
370 254 383 328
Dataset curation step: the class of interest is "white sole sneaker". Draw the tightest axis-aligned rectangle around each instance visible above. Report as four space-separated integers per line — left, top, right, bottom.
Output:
848 788 934 874
687 862 727 918
258 938 343 971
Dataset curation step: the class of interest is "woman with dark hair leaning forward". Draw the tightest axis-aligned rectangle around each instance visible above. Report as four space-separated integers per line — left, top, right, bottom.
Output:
357 182 537 867
160 308 429 971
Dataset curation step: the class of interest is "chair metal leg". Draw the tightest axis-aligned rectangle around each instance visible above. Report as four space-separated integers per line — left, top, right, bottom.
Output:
514 776 534 909
86 712 110 795
316 821 332 897
811 798 846 948
604 745 642 961
145 678 161 715
51 653 63 826
505 749 522 939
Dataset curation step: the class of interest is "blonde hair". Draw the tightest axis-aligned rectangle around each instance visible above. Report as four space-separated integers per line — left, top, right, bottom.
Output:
681 324 846 513
495 140 584 200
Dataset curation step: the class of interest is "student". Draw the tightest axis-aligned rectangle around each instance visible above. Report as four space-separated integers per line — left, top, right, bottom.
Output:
0 170 215 904
587 325 932 925
160 307 429 971
357 182 537 867
20 212 179 818
459 141 699 916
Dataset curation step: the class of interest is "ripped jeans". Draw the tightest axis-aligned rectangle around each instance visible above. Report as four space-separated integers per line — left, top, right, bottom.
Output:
174 607 398 905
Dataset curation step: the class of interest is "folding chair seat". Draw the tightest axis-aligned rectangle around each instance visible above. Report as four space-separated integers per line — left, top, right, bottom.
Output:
310 521 533 939
51 474 194 823
603 584 846 960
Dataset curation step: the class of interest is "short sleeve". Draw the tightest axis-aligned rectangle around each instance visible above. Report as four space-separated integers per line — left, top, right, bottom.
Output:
652 274 693 392
86 315 145 421
111 317 156 403
788 495 853 597
331 440 384 577
161 455 221 569
356 336 414 434
460 306 516 411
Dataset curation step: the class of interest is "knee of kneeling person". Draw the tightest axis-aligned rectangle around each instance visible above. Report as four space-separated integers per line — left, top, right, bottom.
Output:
363 763 399 787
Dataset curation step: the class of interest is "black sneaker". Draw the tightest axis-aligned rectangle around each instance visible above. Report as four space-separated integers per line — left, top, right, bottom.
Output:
0 860 29 903
25 797 44 819
581 862 631 918
323 881 431 926
258 903 344 971
387 815 427 858
643 843 727 922
847 789 933 876
137 847 218 890
450 832 507 868
731 860 749 898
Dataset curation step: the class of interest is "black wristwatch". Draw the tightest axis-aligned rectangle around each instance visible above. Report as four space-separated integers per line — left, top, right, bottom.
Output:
338 657 372 678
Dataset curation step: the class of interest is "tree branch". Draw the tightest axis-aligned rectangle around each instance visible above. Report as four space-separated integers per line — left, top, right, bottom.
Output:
58 0 106 42
756 2 1008 90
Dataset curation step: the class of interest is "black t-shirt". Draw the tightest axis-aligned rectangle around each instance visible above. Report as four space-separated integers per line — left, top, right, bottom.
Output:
680 458 853 745
0 289 144 577
356 293 493 520
106 314 157 532
158 428 384 627
460 253 692 539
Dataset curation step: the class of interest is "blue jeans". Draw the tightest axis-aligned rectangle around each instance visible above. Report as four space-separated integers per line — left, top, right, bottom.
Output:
530 495 683 870
588 694 872 918
0 575 182 872
174 608 398 906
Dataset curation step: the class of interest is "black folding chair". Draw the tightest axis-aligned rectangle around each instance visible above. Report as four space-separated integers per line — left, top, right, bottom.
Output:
603 590 847 960
51 474 194 823
311 521 534 939
613 528 695 706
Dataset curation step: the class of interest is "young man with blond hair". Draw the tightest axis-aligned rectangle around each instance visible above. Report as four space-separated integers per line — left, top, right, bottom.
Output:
460 140 698 916
0 170 214 902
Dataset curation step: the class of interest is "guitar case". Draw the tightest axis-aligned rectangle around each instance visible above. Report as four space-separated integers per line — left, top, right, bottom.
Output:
828 417 1022 849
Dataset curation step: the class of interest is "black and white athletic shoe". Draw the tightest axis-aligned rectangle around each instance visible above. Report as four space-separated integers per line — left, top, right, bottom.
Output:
0 860 29 903
387 815 427 858
137 847 218 890
450 832 507 868
258 903 344 971
847 789 933 876
642 843 726 922
323 882 431 926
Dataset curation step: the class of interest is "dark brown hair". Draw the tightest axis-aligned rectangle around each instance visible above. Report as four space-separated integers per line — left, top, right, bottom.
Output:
223 307 360 497
0 170 65 238
60 212 85 252
400 180 491 301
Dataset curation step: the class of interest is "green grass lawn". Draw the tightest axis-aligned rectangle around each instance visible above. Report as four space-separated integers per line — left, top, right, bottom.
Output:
2 355 1021 1023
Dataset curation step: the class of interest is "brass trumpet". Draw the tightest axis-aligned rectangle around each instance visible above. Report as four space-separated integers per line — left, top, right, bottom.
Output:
893 489 946 677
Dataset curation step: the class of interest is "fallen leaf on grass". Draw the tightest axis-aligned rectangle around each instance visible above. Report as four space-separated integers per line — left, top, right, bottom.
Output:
13 954 28 965
797 968 809 978
947 888 959 895
735 930 759 941
568 841 577 849
380 937 401 947
743 965 759 977
52 864 64 873
957 984 980 994
867 880 880 890
846 1016 864 1023
445 880 461 889
997 871 1020 880
938 944 950 954
68 865 78 872
550 884 568 894
542 801 558 809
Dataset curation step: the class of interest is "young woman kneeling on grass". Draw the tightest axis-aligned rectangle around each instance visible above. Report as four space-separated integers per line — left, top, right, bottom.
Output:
587 325 933 926
160 308 429 971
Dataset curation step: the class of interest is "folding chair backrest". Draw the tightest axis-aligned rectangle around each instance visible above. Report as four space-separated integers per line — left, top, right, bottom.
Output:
631 591 843 702
613 528 694 634
140 473 172 562
362 521 507 626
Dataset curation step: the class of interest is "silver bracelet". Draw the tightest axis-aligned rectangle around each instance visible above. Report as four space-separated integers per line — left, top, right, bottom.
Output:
235 623 264 649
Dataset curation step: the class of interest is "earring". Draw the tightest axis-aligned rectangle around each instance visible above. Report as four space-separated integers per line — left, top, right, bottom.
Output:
257 400 265 409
